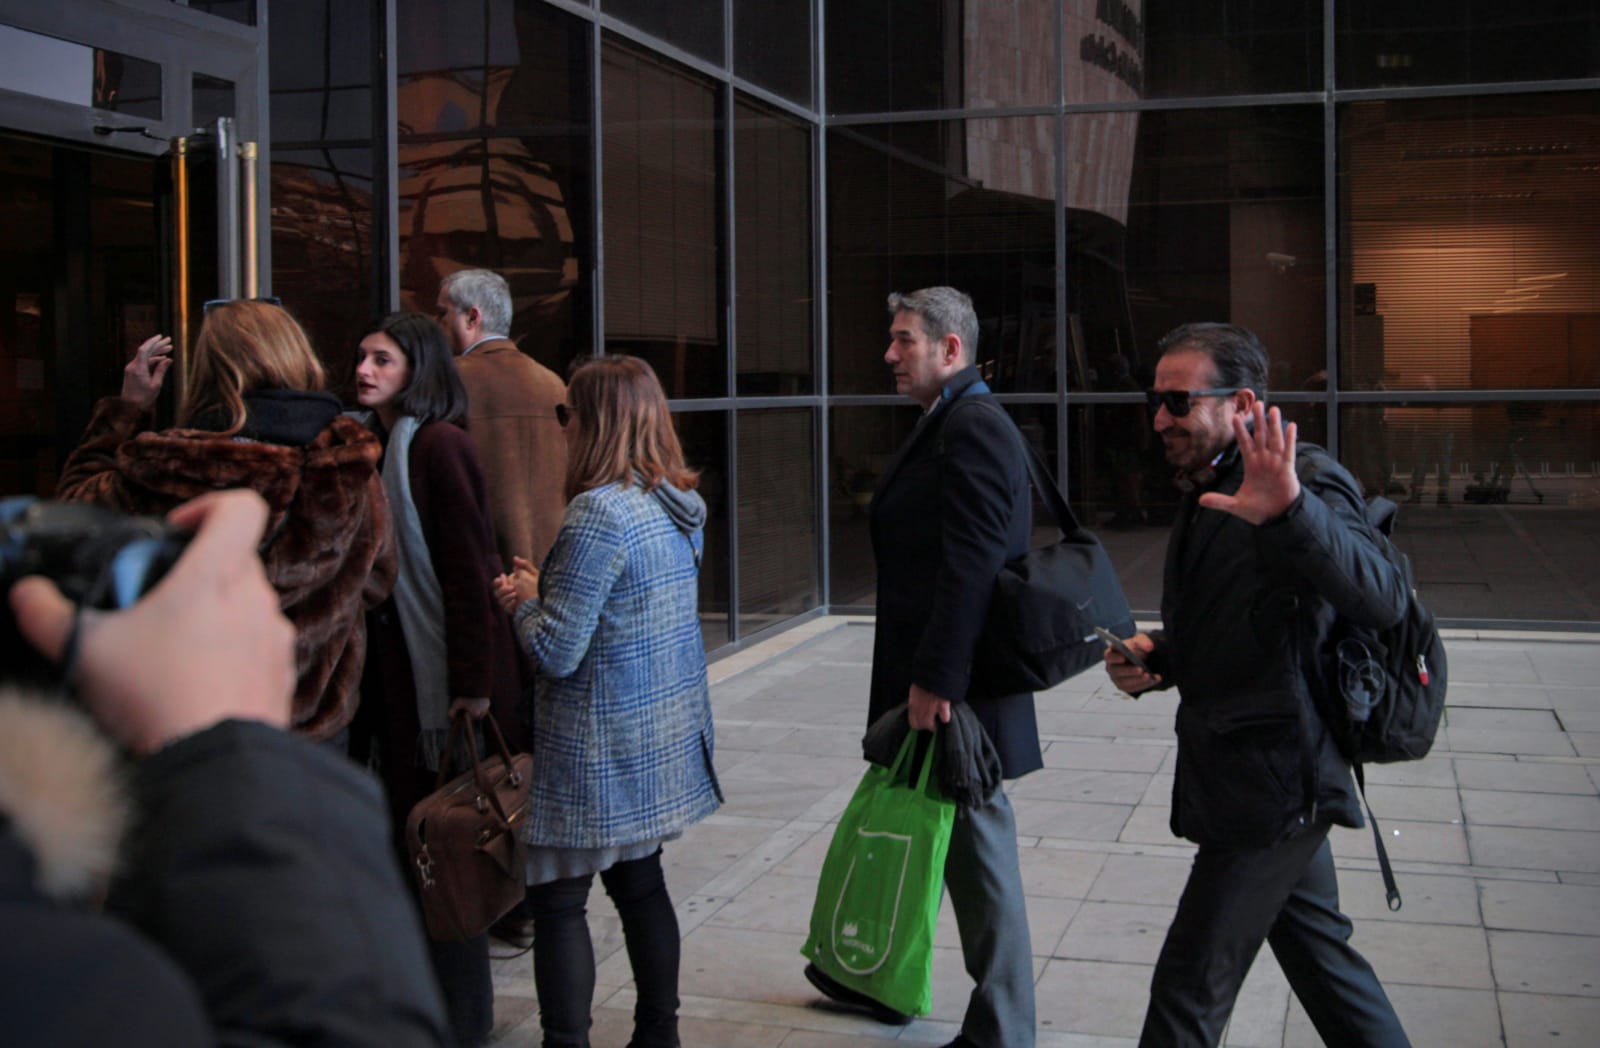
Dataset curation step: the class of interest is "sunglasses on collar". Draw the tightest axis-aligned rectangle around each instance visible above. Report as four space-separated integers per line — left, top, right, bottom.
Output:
1145 387 1241 417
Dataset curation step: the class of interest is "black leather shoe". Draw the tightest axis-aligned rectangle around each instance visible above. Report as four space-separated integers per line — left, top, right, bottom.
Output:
487 914 535 950
803 963 912 1026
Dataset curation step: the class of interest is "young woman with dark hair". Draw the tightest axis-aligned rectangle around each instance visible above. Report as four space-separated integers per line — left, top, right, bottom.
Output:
56 299 394 742
494 353 720 1048
353 310 528 1048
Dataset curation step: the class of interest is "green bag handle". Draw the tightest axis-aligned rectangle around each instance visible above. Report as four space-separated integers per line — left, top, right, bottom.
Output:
886 731 940 798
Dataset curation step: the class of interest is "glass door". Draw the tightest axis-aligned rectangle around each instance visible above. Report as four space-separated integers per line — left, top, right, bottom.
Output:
0 121 259 496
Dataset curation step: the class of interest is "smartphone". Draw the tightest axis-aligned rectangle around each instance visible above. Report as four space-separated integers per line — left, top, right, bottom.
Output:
1094 626 1149 673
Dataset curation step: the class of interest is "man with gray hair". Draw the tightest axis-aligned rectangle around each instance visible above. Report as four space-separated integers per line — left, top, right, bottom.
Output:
803 286 1039 1048
435 269 567 572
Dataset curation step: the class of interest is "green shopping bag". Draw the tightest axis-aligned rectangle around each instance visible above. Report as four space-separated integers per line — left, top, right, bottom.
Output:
801 732 955 1016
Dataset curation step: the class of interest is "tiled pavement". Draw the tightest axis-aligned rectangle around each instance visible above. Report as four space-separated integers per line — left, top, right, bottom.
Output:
487 618 1600 1047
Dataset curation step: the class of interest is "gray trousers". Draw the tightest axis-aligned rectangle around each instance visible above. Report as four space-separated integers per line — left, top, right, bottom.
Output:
946 787 1036 1047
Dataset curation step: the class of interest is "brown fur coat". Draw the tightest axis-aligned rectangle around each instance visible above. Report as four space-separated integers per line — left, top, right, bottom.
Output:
56 396 396 739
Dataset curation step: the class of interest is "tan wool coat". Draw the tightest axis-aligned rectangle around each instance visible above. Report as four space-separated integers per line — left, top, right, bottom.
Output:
455 338 569 569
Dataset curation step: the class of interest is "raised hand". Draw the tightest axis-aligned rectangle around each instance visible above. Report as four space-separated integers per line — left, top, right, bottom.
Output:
121 334 174 409
1198 403 1300 525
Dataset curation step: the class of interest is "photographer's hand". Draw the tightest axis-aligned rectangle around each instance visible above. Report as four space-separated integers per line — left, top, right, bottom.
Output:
8 490 295 754
122 334 174 410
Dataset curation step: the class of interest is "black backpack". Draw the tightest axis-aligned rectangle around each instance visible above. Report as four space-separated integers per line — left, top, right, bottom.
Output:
1299 457 1449 910
1323 495 1449 768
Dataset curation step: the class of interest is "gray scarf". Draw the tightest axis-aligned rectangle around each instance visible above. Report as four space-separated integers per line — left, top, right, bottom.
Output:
380 415 452 770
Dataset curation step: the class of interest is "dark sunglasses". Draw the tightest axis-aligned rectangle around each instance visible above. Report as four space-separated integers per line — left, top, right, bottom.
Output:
1144 387 1241 417
203 295 282 314
555 403 572 427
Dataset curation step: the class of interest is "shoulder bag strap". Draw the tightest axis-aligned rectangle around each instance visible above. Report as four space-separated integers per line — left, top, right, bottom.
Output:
945 395 1081 536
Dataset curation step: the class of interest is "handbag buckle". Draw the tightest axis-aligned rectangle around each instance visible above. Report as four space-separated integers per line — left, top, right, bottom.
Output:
475 793 489 813
415 845 436 889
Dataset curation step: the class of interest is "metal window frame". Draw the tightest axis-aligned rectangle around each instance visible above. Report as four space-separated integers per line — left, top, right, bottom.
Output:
416 1 1600 641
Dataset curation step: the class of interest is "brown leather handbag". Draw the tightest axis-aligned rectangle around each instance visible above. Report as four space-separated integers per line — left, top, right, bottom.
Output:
405 711 531 942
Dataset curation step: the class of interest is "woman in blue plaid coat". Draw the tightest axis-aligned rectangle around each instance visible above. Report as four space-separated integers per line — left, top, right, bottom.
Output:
495 354 720 1048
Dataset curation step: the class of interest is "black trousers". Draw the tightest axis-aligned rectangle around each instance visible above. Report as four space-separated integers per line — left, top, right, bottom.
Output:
1141 825 1410 1048
526 849 680 1048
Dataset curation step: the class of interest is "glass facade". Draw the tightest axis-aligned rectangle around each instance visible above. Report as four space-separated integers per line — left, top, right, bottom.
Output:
253 0 1598 637
12 0 1586 644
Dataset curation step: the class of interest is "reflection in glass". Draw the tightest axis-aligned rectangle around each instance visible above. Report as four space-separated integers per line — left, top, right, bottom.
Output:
1341 403 1599 624
1137 1 1319 98
1337 2 1600 89
734 0 811 104
827 117 1057 395
270 1 378 377
602 41 724 398
92 49 161 120
829 404 923 606
271 0 375 144
673 409 731 648
394 3 594 377
1339 93 1600 393
826 0 1054 114
1065 106 1324 392
397 136 592 374
604 0 723 64
735 98 812 395
737 410 818 630
271 149 374 376
397 0 589 138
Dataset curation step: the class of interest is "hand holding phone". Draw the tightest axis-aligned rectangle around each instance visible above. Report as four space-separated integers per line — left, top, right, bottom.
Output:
1094 625 1149 673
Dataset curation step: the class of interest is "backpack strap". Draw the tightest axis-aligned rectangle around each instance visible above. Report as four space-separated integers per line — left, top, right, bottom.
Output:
1355 764 1404 911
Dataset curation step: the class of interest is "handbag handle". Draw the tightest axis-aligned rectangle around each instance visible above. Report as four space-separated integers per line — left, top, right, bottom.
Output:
434 711 525 826
886 730 941 798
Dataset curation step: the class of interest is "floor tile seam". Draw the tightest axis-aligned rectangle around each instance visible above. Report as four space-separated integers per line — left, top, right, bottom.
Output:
1030 836 1196 859
1480 925 1600 940
1332 855 1560 882
691 816 830 899
1440 629 1600 643
1038 734 1175 746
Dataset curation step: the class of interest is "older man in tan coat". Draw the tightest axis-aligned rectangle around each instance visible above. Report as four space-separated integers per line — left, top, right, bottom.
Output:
436 268 568 570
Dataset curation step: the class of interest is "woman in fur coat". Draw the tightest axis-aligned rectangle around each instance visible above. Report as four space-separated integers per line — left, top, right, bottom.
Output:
494 354 721 1048
352 311 529 1048
55 300 395 742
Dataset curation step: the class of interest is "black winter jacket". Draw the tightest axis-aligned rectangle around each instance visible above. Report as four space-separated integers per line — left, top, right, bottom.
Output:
0 694 448 1046
1145 443 1408 847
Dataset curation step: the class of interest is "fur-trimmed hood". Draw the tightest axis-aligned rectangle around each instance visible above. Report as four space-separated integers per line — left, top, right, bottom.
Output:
0 690 125 902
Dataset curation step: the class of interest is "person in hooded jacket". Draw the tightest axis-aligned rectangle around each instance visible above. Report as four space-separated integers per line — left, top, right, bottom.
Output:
55 300 394 743
494 353 721 1048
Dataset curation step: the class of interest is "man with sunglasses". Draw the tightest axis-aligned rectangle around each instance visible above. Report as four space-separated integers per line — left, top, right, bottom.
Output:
1104 323 1410 1047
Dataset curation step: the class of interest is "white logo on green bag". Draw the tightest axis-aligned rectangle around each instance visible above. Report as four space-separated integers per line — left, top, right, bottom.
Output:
829 830 912 975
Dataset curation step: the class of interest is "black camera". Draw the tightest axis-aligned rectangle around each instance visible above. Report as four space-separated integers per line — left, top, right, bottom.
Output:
0 497 189 688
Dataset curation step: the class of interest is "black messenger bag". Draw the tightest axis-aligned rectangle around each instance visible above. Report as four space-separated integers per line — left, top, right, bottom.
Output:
970 414 1135 696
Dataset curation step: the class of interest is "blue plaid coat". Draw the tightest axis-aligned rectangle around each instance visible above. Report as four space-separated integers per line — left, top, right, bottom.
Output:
512 480 720 849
